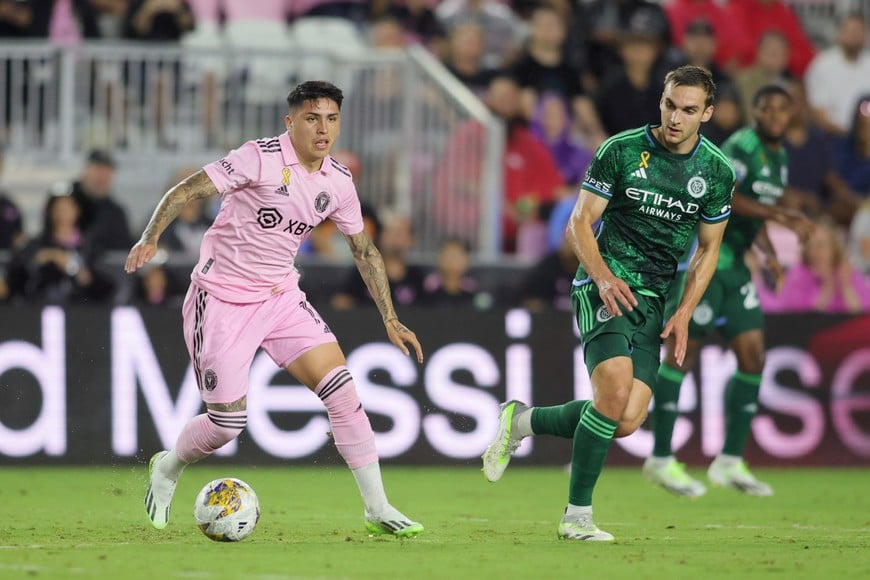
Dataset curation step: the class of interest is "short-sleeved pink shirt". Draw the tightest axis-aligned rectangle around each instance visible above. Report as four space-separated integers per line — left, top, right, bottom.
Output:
197 132 363 303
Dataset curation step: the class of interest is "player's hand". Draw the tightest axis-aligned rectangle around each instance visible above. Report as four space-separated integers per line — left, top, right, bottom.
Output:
385 318 424 363
660 313 690 367
596 274 637 316
124 238 159 273
777 209 814 243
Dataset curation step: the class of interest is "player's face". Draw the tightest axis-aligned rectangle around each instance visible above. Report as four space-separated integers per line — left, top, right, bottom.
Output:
658 83 714 153
285 98 341 171
754 93 792 142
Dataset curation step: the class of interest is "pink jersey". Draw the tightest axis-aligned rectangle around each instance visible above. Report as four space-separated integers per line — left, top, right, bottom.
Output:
197 132 363 303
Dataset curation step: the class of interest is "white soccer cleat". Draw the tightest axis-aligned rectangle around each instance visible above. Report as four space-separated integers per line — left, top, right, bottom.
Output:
144 451 177 529
707 457 774 496
643 456 707 498
557 512 615 542
364 506 424 538
481 400 529 482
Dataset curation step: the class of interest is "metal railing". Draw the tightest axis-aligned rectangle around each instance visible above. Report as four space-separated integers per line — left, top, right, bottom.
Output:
0 41 504 260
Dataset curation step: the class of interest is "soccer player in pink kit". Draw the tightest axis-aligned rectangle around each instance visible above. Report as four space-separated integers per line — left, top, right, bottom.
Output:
125 81 425 537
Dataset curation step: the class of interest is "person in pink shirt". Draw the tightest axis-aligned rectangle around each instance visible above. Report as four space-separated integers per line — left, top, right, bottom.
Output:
125 81 425 538
778 217 870 313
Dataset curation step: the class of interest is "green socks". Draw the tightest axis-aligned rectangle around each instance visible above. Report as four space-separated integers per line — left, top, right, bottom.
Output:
569 406 618 506
652 364 685 458
531 400 591 438
722 371 762 457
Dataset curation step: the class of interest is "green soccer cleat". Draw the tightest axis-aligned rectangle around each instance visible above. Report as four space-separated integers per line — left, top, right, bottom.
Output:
557 512 615 542
707 457 774 496
481 400 529 482
643 456 707 497
144 451 176 530
364 507 424 538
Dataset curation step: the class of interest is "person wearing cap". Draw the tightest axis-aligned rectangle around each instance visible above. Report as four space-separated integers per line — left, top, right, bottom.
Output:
70 149 133 252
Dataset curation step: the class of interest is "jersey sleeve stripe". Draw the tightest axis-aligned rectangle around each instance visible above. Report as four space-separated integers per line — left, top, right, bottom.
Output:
700 209 731 223
581 183 612 198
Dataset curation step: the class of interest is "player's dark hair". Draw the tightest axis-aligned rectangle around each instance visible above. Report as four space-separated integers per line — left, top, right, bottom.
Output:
752 83 792 108
286 81 344 112
663 65 716 108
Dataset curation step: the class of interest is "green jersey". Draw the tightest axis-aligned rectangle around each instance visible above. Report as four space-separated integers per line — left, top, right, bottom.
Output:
717 127 788 270
576 125 735 298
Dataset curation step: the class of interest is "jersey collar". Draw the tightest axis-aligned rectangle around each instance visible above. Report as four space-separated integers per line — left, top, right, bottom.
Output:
645 124 703 159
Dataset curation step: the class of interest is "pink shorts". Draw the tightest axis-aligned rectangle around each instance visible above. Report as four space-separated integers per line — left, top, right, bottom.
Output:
181 283 338 404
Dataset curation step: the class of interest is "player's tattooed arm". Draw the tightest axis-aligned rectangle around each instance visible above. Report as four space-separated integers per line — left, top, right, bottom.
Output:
345 230 396 321
344 230 424 362
141 170 218 244
125 170 218 273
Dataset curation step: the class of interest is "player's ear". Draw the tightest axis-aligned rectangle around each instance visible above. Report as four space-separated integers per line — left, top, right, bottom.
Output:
701 105 714 123
284 114 292 131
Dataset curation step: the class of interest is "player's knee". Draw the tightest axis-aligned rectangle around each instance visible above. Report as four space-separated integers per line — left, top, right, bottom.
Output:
615 409 647 438
204 410 246 448
739 351 765 375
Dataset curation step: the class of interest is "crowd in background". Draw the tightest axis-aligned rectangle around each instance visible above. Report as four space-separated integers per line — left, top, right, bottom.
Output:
0 0 869 314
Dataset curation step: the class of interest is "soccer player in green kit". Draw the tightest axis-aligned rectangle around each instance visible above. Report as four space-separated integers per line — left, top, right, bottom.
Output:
641 84 814 498
481 65 735 541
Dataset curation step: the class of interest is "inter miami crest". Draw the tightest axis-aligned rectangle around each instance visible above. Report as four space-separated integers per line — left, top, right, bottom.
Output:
315 192 330 213
203 369 218 391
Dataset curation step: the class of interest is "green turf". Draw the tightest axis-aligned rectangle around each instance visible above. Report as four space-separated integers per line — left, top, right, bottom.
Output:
0 465 867 579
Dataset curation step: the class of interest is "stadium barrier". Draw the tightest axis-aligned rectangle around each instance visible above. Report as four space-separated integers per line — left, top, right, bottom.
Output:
0 306 867 467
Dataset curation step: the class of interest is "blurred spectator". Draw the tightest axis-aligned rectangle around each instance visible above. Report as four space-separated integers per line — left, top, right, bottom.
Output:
367 12 407 49
834 95 870 201
703 84 743 146
0 0 31 37
517 235 578 313
594 19 666 136
30 0 101 44
122 0 194 41
442 21 500 99
69 149 133 252
0 145 23 250
804 13 870 138
776 217 870 313
849 200 870 276
664 0 749 73
6 190 115 304
370 0 445 54
432 74 565 256
670 19 734 91
435 0 527 69
89 0 128 38
724 0 815 79
330 211 425 310
529 92 593 187
132 261 183 307
420 236 480 308
570 0 670 86
783 80 861 226
511 4 604 147
734 31 790 122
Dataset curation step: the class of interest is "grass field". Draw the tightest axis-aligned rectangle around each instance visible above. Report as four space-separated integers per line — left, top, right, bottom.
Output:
0 465 867 579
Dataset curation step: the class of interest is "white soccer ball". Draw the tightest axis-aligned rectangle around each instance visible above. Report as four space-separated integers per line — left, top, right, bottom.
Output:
194 477 261 542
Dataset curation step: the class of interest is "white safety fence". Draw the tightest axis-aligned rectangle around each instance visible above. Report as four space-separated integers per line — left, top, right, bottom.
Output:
0 41 503 260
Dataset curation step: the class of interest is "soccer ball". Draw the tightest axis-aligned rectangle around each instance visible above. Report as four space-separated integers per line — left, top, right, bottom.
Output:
194 478 261 542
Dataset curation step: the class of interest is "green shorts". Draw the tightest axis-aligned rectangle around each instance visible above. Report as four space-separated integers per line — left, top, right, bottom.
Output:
572 283 665 390
667 267 765 342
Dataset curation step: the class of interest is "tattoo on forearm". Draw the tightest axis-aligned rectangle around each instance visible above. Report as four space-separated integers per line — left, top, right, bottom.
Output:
347 232 397 321
143 171 217 242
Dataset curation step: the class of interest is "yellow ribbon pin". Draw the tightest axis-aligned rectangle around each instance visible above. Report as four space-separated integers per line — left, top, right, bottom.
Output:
282 167 291 186
639 151 650 168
